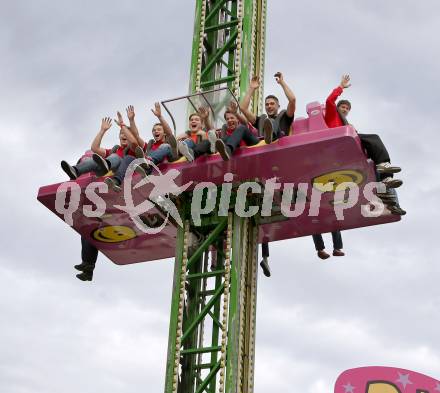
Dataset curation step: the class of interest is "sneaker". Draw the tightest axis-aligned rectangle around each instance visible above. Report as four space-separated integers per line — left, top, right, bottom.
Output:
260 257 271 277
317 250 330 260
376 191 398 206
207 130 218 154
134 146 152 172
381 198 398 207
377 190 395 198
178 141 195 162
135 145 145 159
168 134 178 160
76 271 93 281
215 139 232 161
61 160 78 180
382 177 403 189
333 249 345 257
263 118 274 144
74 263 95 272
104 177 122 192
376 162 401 174
92 153 110 173
388 205 407 216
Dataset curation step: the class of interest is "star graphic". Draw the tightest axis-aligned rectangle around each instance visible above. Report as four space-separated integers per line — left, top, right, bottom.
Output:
342 383 355 393
434 382 440 392
135 168 192 197
396 372 413 389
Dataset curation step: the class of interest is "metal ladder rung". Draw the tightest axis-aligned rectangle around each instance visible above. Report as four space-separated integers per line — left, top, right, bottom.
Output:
187 270 225 280
181 345 222 355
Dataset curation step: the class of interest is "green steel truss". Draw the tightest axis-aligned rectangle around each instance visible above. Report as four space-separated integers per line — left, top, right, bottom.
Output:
164 2 268 392
189 0 268 111
165 214 259 393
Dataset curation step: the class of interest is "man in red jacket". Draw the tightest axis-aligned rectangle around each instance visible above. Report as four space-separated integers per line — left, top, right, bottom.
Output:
325 74 403 188
325 75 405 215
312 75 406 260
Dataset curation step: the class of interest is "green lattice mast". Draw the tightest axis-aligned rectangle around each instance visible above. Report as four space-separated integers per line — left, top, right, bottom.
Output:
164 2 268 393
189 0 267 106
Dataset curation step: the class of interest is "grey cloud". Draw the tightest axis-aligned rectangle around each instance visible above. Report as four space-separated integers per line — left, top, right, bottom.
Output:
1 1 440 392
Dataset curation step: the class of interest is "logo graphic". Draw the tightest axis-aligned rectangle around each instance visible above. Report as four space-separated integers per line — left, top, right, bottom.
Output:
54 163 391 234
114 158 192 234
92 225 137 243
313 169 365 192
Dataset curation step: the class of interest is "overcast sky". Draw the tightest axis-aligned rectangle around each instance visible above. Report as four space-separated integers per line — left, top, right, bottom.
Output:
1 1 440 392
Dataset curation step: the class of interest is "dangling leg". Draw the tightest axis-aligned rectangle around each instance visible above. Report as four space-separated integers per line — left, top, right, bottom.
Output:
104 155 139 192
61 157 101 180
75 237 98 281
260 242 271 277
331 231 345 256
312 234 330 259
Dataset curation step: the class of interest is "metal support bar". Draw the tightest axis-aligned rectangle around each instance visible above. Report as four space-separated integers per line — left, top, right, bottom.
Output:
187 270 226 280
205 0 228 23
195 363 217 370
181 346 222 355
181 284 224 343
201 76 236 89
201 31 238 80
204 20 239 33
187 217 228 269
207 311 223 329
194 361 221 393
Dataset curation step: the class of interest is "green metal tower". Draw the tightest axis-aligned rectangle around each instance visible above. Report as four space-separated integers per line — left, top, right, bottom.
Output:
164 1 268 392
189 0 267 108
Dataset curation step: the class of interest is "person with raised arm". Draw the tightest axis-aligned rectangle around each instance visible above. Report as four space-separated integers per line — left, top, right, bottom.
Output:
324 74 405 215
311 74 406 260
132 103 178 173
60 117 130 180
177 107 213 162
239 73 297 277
211 101 260 161
240 72 296 144
60 115 140 281
91 111 140 176
101 111 145 191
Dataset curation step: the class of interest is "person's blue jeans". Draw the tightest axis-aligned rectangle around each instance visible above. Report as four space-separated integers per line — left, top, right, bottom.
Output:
223 125 259 153
183 139 196 149
75 153 121 176
113 155 135 184
266 118 284 141
147 143 173 165
113 145 173 184
312 231 343 251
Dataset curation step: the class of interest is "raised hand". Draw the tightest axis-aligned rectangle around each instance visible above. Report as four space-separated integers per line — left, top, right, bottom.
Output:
100 117 112 132
151 102 162 118
227 100 239 113
126 105 135 121
114 111 126 128
249 76 260 90
198 106 209 119
274 71 284 84
340 74 351 89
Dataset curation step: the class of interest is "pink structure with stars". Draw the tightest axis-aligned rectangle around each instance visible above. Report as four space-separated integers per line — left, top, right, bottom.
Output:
335 366 440 393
